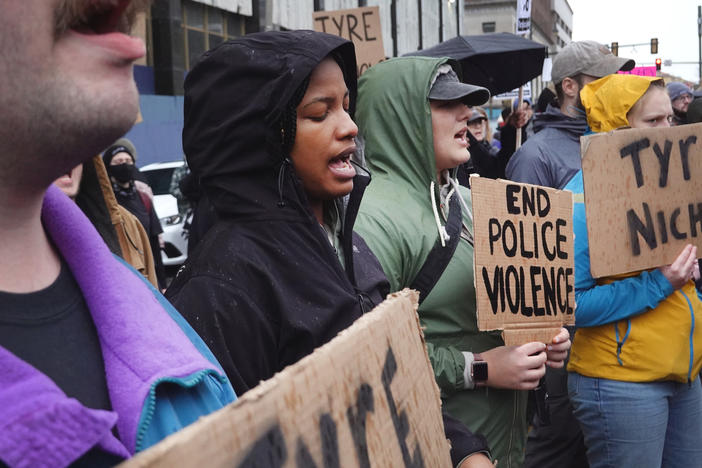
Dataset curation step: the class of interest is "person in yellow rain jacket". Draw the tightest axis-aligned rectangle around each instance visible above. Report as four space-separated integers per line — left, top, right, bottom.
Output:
563 74 702 468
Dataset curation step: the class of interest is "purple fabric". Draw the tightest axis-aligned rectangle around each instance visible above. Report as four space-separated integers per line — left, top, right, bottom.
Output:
0 185 218 465
0 346 128 467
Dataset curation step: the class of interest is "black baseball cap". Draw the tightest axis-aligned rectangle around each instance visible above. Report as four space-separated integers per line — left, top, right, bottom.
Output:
428 68 490 106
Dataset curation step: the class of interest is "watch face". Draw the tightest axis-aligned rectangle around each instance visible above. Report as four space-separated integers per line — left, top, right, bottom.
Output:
472 361 488 382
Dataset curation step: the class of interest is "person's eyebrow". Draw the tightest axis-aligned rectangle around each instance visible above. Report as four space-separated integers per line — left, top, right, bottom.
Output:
302 91 349 109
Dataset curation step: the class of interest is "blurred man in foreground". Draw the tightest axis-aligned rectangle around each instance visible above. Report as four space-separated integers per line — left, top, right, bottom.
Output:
0 1 235 466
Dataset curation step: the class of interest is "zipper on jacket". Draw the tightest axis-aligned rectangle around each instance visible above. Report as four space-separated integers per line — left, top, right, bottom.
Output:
681 290 695 384
614 320 631 366
355 290 374 314
134 369 222 452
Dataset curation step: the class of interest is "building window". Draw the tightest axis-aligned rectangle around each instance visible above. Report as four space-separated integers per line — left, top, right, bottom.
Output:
182 0 246 70
482 21 496 33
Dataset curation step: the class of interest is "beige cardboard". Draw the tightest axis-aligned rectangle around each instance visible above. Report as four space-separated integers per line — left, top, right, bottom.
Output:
581 123 702 277
313 6 385 76
118 289 451 468
471 176 575 345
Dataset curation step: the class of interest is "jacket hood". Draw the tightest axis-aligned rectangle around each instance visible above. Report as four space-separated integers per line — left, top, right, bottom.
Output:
580 74 662 133
532 102 589 135
182 30 357 218
357 57 457 190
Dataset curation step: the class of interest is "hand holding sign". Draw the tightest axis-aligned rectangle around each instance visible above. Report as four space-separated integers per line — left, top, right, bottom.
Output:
545 327 570 368
481 341 547 390
659 243 698 290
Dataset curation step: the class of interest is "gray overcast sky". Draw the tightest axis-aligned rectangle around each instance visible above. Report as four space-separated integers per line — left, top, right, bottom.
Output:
569 0 701 84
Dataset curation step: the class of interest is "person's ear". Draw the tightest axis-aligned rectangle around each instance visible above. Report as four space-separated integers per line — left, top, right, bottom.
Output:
561 77 580 99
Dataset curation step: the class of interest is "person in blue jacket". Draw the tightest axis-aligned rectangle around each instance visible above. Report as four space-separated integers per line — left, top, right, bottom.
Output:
565 74 702 468
0 1 235 466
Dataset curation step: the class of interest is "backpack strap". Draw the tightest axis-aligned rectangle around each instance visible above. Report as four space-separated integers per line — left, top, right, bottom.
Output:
410 192 462 305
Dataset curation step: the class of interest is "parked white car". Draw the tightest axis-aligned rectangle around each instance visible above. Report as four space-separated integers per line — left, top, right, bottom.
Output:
140 161 188 266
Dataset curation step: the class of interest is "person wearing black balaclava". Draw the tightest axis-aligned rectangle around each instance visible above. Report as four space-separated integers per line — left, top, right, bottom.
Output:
103 141 166 289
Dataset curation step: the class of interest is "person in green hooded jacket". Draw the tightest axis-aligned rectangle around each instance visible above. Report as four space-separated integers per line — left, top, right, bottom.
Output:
355 56 571 467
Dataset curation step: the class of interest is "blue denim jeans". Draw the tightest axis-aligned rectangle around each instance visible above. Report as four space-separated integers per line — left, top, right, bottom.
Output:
568 372 702 468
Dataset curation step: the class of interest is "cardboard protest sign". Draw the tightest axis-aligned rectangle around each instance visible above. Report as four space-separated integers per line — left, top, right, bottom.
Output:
119 289 452 468
313 6 385 76
581 123 702 277
471 176 575 346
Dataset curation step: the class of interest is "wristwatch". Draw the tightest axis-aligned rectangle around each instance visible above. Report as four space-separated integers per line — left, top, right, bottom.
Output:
471 353 488 384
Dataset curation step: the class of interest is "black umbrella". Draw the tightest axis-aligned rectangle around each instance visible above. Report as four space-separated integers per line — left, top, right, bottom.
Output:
406 32 548 96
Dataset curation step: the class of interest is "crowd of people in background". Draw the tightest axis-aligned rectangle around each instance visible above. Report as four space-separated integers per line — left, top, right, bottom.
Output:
1 1 702 467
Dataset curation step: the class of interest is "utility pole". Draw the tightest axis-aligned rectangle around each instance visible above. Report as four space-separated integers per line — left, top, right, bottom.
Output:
698 5 701 84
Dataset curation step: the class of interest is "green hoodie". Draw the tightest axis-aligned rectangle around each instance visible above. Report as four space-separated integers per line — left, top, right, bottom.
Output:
356 57 527 467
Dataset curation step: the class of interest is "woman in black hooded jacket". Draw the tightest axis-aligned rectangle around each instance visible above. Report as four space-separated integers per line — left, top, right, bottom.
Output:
166 30 490 467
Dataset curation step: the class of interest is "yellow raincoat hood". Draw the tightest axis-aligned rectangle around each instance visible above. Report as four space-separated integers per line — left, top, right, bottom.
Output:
580 74 662 133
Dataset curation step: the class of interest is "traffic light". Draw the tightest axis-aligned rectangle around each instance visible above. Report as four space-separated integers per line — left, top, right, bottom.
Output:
651 38 658 54
655 58 662 71
611 42 619 56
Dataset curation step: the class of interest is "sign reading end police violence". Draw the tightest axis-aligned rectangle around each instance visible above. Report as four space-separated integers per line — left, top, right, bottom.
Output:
119 290 452 468
471 176 575 346
582 123 702 277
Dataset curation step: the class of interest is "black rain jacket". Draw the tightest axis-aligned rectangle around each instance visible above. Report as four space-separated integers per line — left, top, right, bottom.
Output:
166 31 489 465
166 31 389 395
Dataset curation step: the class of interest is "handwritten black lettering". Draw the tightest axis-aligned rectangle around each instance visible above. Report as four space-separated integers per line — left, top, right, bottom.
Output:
690 203 702 237
502 220 517 257
670 207 687 240
556 267 567 313
296 438 316 467
238 426 287 467
361 11 377 41
541 222 556 261
488 218 501 255
530 266 545 316
347 384 374 468
519 221 534 259
537 189 551 217
652 140 672 188
482 266 503 314
331 15 344 36
620 138 650 188
565 268 574 314
482 265 572 316
506 185 521 214
382 348 424 468
314 16 330 33
679 135 697 180
627 203 656 255
346 14 363 42
505 265 520 314
555 219 568 260
542 267 557 315
532 222 539 259
656 210 669 244
522 186 536 216
519 266 533 317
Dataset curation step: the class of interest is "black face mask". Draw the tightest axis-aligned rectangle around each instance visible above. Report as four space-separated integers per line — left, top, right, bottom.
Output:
108 163 136 184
